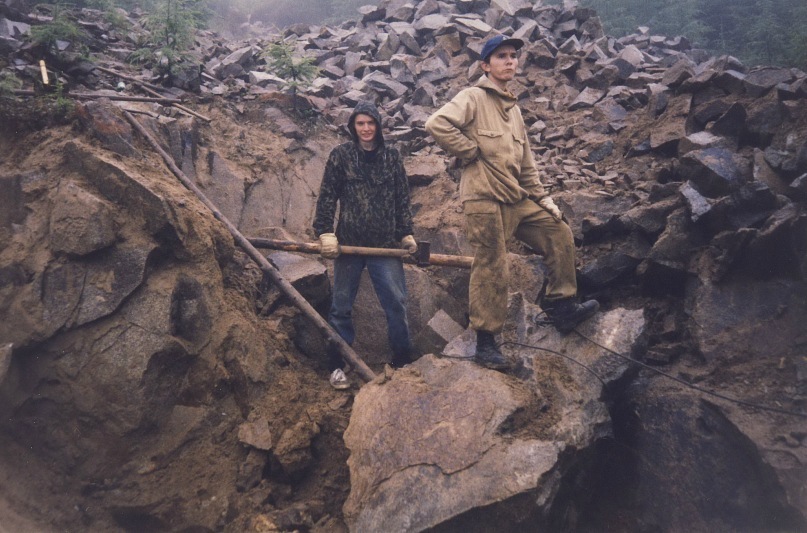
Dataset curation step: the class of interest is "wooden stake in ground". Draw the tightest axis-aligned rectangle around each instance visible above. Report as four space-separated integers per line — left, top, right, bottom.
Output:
123 111 376 383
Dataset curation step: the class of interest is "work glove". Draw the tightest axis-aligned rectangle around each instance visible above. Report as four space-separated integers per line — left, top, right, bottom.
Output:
401 235 418 254
538 196 562 222
319 233 340 259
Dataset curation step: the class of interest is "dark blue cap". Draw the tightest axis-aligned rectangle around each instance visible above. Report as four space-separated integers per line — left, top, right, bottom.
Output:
479 34 524 62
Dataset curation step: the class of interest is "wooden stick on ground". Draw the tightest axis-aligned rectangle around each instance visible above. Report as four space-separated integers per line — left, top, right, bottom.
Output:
12 90 181 103
96 66 213 122
123 111 376 383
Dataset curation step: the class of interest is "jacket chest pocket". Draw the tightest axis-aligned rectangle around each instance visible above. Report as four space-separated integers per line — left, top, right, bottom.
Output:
476 129 504 161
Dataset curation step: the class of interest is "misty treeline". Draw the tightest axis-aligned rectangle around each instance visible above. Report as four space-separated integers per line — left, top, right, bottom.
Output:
572 0 807 69
63 0 805 68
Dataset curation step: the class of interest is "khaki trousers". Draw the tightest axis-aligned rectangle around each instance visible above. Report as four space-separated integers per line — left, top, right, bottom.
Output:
464 198 578 334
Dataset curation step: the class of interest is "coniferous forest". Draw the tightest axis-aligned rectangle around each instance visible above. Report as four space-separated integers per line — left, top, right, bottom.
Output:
575 0 807 69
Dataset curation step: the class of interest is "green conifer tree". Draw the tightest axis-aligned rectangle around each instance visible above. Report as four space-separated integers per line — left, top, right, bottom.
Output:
263 39 319 112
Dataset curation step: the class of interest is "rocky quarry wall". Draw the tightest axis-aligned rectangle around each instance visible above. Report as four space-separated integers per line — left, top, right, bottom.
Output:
0 0 806 531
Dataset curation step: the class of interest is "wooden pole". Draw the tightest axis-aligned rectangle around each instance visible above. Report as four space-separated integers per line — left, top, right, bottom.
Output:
13 89 182 103
249 238 474 269
123 111 376 383
94 65 213 122
95 65 164 92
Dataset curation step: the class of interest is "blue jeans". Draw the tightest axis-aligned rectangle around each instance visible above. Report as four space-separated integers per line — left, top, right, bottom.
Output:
327 255 413 370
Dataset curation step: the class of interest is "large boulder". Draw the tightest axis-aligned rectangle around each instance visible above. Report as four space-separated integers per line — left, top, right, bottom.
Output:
344 297 645 532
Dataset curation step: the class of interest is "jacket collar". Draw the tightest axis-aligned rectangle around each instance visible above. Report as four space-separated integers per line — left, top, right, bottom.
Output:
475 75 517 111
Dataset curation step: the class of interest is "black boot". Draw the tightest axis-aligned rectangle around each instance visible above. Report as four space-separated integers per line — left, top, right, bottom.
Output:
474 331 512 370
543 298 600 334
391 350 412 369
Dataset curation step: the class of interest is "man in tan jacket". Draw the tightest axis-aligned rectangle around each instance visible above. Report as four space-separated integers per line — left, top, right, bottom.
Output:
425 34 598 370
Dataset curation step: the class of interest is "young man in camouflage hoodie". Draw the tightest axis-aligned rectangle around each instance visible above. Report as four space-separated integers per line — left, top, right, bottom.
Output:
425 35 599 371
314 100 417 389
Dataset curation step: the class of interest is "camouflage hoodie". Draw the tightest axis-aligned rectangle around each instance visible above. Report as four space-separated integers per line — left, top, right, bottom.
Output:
313 101 414 248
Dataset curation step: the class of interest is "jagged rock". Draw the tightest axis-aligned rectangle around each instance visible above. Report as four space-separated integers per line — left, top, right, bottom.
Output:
388 3 416 23
690 274 806 362
404 153 442 185
753 149 791 196
63 143 179 241
363 70 409 98
0 17 29 38
713 69 746 95
743 67 794 98
709 102 747 139
212 45 257 80
264 108 303 139
613 390 807 532
568 86 604 110
578 252 641 290
744 94 786 147
171 64 202 92
236 450 268 493
648 207 702 263
491 0 533 17
567 191 636 242
266 251 329 309
454 16 494 35
345 303 645 532
359 4 386 23
680 181 714 223
689 98 732 130
661 58 695 88
413 13 450 33
273 419 320 477
376 30 401 62
75 99 135 156
249 71 284 87
618 195 681 237
238 416 273 451
678 131 733 156
745 204 807 278
680 147 752 197
49 181 118 256
45 242 156 329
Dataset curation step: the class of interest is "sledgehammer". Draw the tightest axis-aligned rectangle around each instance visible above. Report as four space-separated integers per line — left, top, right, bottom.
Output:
248 238 473 269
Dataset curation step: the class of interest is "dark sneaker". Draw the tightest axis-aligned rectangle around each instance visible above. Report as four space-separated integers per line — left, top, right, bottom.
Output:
544 298 600 334
474 331 513 370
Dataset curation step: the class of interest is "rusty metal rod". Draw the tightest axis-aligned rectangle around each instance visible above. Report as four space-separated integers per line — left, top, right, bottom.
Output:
123 111 376 383
250 238 474 269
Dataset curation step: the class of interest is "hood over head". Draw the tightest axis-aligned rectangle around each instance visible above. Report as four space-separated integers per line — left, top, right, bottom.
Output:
348 100 384 148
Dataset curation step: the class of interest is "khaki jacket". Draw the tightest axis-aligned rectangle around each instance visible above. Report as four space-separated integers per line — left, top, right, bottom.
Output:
425 76 546 204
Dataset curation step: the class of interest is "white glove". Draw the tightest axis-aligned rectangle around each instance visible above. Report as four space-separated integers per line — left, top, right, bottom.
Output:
538 196 562 222
319 233 340 259
401 235 418 254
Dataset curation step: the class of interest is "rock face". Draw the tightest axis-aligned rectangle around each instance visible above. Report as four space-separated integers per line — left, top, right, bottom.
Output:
344 301 645 531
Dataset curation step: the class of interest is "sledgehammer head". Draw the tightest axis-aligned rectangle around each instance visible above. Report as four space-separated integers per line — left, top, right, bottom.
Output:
414 241 431 266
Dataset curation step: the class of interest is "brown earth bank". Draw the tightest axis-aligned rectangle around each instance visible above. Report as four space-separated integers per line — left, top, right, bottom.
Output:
1 0 807 531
